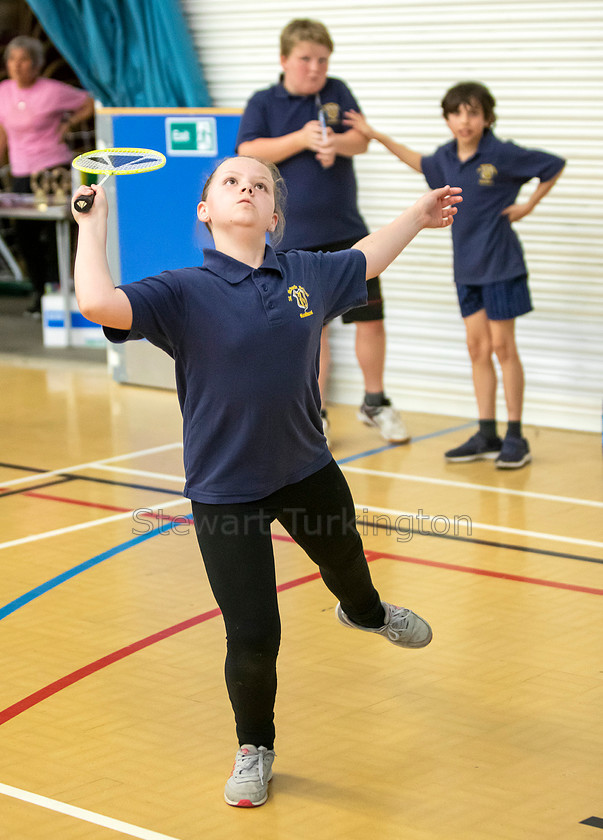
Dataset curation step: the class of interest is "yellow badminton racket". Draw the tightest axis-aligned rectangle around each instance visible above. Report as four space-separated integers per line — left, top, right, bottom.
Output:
72 147 166 213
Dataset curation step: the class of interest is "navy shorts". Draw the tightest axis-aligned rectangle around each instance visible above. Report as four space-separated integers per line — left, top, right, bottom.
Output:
305 238 384 323
457 275 533 321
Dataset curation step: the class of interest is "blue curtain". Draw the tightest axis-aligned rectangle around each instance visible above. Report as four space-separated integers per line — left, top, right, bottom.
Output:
26 0 212 107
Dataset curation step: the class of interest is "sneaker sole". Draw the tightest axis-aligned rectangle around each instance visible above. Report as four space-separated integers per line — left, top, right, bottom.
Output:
445 451 501 462
357 411 411 444
224 794 268 807
224 777 272 807
495 453 532 469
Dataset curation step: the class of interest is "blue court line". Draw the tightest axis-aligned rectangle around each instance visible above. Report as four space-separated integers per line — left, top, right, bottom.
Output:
1 420 473 621
0 516 192 622
337 421 475 465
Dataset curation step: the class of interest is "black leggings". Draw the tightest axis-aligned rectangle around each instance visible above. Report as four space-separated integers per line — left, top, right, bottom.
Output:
192 458 383 749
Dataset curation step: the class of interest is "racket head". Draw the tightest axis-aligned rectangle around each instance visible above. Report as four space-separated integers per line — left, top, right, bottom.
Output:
71 147 166 176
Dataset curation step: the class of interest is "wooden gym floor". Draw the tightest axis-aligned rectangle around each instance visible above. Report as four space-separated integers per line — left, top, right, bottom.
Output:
0 347 601 840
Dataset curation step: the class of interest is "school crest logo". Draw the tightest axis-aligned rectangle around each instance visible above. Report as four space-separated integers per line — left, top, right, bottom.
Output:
477 163 497 186
322 102 340 126
287 285 314 318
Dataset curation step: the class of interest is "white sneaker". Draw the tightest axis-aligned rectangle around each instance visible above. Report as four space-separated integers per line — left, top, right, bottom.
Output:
224 744 275 807
336 601 432 648
358 402 410 443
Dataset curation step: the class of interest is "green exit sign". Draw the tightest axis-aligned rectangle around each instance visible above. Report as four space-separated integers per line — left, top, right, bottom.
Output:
165 117 218 156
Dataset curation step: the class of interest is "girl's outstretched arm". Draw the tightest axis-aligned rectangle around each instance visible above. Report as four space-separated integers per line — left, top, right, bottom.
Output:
352 185 462 279
72 184 133 329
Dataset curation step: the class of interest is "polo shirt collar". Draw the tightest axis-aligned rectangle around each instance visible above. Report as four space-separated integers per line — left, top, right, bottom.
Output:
447 128 496 163
476 128 496 153
201 244 283 284
274 77 328 101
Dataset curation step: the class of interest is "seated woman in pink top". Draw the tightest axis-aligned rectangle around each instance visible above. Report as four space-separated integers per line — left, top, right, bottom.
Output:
0 36 94 314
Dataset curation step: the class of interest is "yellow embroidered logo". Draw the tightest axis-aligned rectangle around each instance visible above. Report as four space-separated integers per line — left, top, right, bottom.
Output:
477 163 497 186
287 285 314 318
322 102 340 125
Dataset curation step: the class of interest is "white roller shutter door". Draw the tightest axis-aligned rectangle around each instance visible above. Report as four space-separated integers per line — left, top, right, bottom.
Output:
181 0 603 432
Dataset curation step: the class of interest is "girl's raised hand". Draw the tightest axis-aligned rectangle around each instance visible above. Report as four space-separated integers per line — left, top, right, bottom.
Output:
72 184 108 222
414 185 463 229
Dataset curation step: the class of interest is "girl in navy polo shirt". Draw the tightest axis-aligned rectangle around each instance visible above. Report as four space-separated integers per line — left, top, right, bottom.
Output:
345 82 565 469
72 156 461 808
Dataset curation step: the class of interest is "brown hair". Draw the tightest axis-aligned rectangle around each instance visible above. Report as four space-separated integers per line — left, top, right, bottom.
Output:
441 81 496 126
280 19 334 58
201 156 287 246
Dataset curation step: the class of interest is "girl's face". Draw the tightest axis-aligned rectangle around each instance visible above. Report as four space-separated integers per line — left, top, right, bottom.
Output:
198 158 278 238
6 47 38 88
280 40 330 97
445 100 490 147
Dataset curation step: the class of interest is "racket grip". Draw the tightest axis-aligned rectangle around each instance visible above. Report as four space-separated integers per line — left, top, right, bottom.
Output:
319 111 328 140
73 192 95 213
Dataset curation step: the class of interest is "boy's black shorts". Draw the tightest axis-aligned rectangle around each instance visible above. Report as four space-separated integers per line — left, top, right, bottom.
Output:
304 237 384 323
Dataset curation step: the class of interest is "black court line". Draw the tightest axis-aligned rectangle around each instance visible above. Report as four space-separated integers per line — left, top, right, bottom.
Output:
0 461 50 473
359 519 603 566
3 462 601 566
0 475 76 498
0 461 183 498
580 817 603 829
64 472 184 496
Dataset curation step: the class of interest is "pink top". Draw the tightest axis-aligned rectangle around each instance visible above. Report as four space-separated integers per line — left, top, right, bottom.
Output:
0 77 90 176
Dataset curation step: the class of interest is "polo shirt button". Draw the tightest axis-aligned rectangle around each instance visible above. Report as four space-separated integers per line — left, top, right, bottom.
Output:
262 284 268 291
268 302 274 309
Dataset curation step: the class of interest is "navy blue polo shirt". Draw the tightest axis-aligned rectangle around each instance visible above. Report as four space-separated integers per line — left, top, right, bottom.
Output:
236 77 369 250
104 245 367 503
421 130 565 285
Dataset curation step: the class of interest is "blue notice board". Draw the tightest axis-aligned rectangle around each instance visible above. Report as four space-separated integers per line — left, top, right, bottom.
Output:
111 110 241 283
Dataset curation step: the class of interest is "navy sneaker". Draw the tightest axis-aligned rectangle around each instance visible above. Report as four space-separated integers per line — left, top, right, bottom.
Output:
495 436 532 469
445 432 502 462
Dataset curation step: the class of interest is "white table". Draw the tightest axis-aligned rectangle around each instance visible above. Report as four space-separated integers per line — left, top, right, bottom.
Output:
0 197 73 343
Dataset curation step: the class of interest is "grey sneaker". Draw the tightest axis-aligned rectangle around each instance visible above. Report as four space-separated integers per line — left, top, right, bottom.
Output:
445 431 502 462
224 744 275 807
336 600 432 648
358 401 410 443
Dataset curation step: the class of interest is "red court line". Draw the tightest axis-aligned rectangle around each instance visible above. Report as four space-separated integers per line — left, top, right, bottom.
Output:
24 491 139 514
274 536 603 595
1 526 599 727
370 549 603 597
0 607 218 726
0 568 326 726
24 490 181 520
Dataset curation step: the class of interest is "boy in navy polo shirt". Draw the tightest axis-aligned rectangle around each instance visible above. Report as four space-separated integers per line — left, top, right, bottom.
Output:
345 82 565 469
236 18 410 447
72 156 461 807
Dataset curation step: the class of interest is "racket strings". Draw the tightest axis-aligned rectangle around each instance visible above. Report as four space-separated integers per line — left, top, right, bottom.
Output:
72 148 166 175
